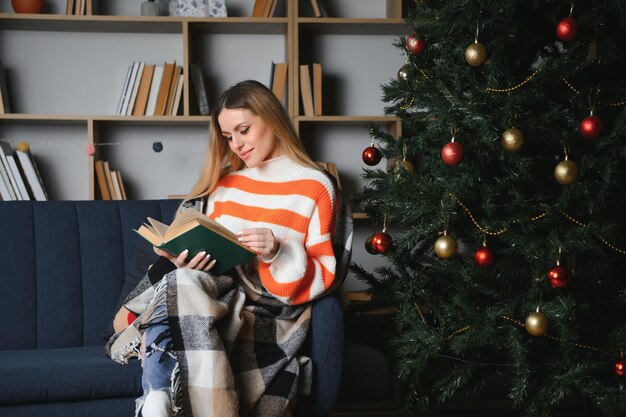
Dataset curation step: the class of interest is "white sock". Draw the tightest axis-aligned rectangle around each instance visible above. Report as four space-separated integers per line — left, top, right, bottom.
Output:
141 390 172 417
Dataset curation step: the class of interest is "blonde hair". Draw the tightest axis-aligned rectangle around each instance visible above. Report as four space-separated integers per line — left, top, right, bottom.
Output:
184 80 321 202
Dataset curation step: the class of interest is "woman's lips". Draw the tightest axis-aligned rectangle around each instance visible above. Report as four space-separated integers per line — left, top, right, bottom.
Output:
240 149 253 160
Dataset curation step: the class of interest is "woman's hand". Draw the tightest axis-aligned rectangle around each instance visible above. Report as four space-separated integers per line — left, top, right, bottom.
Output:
237 228 280 259
154 247 217 272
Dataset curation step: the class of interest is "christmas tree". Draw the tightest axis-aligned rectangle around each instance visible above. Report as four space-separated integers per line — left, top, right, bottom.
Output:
352 1 626 416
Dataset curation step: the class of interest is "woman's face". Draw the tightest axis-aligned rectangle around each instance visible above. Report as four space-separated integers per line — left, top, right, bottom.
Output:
218 108 282 168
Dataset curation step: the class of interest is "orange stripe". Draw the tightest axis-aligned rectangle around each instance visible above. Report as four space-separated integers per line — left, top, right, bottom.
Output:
259 256 336 304
307 240 334 258
258 259 316 304
213 201 309 234
217 174 334 234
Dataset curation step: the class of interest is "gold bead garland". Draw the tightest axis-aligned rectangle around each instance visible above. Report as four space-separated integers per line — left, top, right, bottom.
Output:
447 193 626 256
446 325 471 340
448 192 547 236
485 69 541 93
442 316 609 353
561 75 626 107
413 301 428 325
560 210 626 255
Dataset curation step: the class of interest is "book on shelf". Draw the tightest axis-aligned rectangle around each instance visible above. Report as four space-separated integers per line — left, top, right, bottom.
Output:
135 208 256 275
145 65 164 116
94 159 111 200
116 170 127 200
154 62 177 116
251 0 268 17
270 61 288 106
0 60 11 114
299 64 314 116
116 63 134 115
170 73 184 116
190 63 209 116
65 0 75 15
309 0 324 17
311 62 322 116
110 169 123 200
316 161 341 189
15 143 48 201
126 61 145 116
0 141 27 200
121 61 142 116
263 0 279 17
103 161 118 200
132 64 155 116
165 66 182 116
0 142 17 201
6 153 31 200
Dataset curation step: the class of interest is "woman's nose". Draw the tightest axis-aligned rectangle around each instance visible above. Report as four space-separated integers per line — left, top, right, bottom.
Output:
230 135 244 149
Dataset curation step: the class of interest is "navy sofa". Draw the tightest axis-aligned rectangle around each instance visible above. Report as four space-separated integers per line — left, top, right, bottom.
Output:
0 200 344 417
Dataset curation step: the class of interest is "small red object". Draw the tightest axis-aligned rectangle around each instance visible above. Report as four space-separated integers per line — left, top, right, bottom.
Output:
441 141 464 165
556 16 579 42
614 358 625 377
85 144 96 156
127 311 138 325
548 265 570 289
371 231 393 254
362 146 382 166
474 245 495 268
406 33 427 55
579 115 603 140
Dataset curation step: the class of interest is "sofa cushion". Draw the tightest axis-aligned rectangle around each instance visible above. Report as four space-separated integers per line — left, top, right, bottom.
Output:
0 346 141 404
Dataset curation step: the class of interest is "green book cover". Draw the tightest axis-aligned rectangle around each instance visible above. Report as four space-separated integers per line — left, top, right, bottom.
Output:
135 210 256 275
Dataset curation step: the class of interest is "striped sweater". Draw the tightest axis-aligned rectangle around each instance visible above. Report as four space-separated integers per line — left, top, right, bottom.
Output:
206 155 337 305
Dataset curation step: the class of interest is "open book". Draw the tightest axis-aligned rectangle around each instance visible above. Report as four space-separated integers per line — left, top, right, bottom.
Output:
135 208 256 275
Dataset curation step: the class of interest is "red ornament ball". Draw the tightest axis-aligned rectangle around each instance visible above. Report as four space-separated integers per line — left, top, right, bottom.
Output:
441 141 464 165
548 265 570 289
371 231 393 254
406 33 427 55
362 146 382 166
364 234 379 254
556 16 579 42
474 246 495 268
615 359 626 377
579 115 603 140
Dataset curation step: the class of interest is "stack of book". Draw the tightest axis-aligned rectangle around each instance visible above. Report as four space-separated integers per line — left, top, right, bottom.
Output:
269 62 288 106
251 0 280 17
299 63 322 116
94 159 127 200
117 61 184 117
0 140 49 201
66 0 88 15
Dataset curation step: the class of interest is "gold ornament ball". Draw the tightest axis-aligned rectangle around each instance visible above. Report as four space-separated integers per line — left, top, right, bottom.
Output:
465 42 487 66
394 158 415 174
554 160 578 185
525 310 549 336
397 65 410 82
501 127 524 152
434 234 458 259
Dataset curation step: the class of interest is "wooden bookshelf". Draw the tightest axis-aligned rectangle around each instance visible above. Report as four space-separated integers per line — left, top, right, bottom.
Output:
0 0 406 201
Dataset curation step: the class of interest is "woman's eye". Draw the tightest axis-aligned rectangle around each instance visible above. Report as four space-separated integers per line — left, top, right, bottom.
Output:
240 127 249 135
224 136 232 141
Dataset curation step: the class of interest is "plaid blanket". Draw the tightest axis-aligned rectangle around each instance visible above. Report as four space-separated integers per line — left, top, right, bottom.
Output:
106 174 353 417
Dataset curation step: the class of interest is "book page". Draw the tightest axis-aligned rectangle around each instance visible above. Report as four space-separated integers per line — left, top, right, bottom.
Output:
147 217 169 239
171 208 239 242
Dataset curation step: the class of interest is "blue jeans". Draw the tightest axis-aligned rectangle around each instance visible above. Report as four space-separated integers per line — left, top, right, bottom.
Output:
140 305 178 412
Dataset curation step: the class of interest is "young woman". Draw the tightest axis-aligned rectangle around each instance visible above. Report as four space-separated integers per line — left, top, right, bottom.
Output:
107 80 352 417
